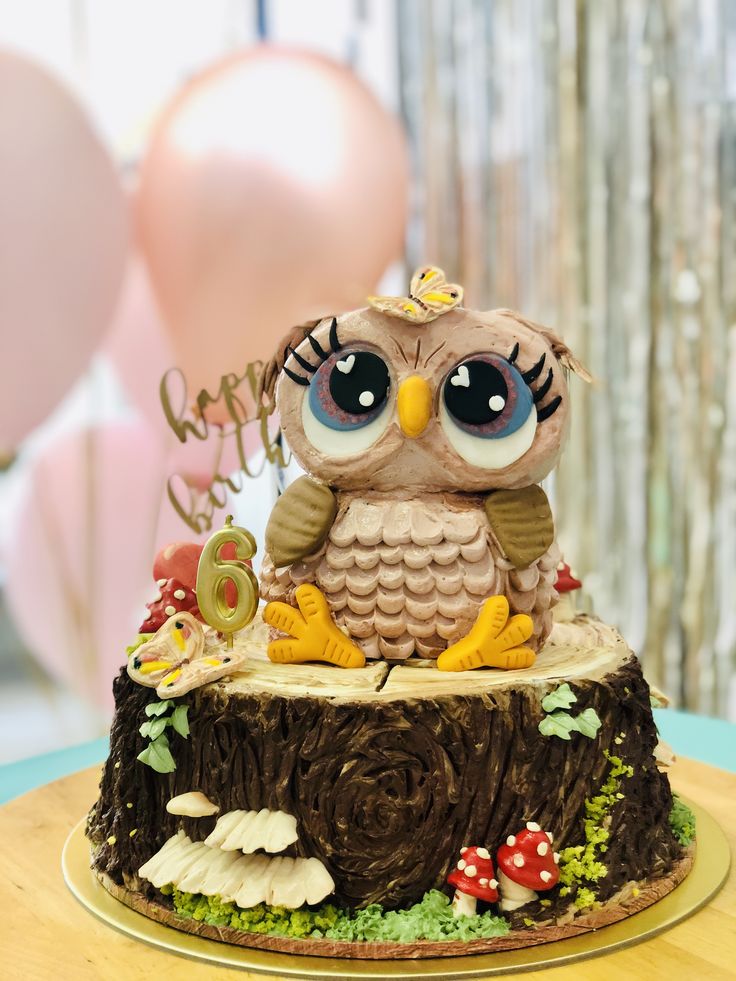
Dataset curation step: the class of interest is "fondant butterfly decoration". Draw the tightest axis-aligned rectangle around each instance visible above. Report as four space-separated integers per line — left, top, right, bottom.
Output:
127 612 246 698
367 265 464 324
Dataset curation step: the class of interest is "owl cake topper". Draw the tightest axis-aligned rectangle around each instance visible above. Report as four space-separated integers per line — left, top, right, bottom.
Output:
259 267 590 672
367 265 464 324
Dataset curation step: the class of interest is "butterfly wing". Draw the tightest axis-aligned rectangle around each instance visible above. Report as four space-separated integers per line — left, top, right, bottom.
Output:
156 648 248 698
409 265 441 297
366 292 423 322
411 266 464 320
127 630 181 690
367 266 463 324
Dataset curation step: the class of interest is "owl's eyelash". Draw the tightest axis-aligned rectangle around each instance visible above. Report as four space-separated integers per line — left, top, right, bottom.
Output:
283 318 342 386
509 344 562 423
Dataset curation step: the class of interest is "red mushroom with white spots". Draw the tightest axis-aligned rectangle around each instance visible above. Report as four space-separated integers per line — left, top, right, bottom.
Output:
447 846 499 917
553 562 583 622
140 578 201 633
153 542 206 592
495 822 560 911
555 562 582 594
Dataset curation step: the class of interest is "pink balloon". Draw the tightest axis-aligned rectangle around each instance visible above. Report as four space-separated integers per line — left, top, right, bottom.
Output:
105 255 268 441
137 46 409 395
0 51 128 449
5 421 244 707
103 256 267 544
5 421 163 705
104 256 174 425
4 420 233 707
160 431 247 533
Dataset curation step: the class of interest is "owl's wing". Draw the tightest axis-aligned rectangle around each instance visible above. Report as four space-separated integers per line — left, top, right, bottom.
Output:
484 485 554 569
265 475 338 567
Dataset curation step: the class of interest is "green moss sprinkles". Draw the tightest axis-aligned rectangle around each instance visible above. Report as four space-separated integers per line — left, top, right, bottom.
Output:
669 795 696 846
557 751 634 909
164 886 342 938
325 891 509 942
164 888 510 943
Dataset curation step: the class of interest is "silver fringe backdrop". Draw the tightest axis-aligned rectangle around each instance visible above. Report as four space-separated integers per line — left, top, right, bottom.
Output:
397 0 736 717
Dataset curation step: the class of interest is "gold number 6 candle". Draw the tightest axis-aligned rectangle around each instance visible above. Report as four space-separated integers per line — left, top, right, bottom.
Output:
195 515 258 647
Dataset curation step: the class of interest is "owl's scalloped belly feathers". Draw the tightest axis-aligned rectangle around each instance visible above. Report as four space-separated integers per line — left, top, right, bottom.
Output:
260 493 559 661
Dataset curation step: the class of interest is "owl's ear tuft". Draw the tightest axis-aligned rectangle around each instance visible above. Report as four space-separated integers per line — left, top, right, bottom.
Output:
257 318 324 408
494 309 593 383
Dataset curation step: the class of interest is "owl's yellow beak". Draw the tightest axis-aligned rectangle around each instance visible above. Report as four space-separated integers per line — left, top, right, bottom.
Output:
397 375 432 438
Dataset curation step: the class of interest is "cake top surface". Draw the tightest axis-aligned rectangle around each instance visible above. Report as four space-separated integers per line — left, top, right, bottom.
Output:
209 614 629 703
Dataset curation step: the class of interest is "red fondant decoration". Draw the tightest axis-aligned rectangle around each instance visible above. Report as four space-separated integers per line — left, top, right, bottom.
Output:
496 824 560 891
153 541 204 591
140 578 201 633
555 562 582 594
447 845 499 902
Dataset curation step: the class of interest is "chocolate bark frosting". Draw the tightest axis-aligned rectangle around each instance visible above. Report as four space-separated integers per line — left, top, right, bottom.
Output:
88 638 683 912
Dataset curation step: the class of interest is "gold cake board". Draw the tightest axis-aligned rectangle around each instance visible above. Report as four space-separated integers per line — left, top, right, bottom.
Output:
63 800 728 979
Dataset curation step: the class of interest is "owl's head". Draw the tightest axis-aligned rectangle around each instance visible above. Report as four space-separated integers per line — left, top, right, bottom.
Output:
264 270 589 493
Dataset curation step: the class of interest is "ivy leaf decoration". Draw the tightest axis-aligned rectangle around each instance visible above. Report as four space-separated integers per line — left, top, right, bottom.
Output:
170 704 190 738
539 706 602 740
539 711 579 740
541 683 577 713
139 716 169 740
145 699 175 718
137 733 176 773
138 700 190 772
539 684 600 741
574 708 602 738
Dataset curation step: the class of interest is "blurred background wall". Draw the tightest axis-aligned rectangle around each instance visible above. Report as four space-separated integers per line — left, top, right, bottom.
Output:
398 0 736 717
0 0 734 764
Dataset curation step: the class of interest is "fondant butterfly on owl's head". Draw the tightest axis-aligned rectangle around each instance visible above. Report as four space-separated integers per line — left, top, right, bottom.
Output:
367 265 463 324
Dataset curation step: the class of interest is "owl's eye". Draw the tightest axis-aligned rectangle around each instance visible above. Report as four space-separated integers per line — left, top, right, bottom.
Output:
302 349 392 456
440 355 537 469
324 351 390 421
310 350 390 428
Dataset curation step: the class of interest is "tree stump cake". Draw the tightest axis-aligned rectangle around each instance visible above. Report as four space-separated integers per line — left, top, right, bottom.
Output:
86 616 692 958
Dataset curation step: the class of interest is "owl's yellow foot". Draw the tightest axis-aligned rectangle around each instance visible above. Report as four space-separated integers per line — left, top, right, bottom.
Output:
263 584 366 669
437 596 535 672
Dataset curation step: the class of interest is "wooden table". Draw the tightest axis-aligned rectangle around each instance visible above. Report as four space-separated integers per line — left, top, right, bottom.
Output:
1 759 733 981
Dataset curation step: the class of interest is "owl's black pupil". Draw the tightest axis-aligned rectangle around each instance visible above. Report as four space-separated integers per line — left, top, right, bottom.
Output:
329 351 390 415
444 359 508 425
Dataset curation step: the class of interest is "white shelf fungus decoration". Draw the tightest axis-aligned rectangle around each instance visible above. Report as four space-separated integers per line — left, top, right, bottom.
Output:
166 791 219 817
139 831 335 909
204 808 299 853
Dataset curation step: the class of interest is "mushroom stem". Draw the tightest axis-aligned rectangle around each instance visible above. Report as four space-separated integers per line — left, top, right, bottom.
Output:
552 592 576 622
497 869 538 911
451 890 477 918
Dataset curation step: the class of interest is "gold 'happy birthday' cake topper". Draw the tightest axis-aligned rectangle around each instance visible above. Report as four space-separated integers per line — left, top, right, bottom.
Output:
159 361 286 534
